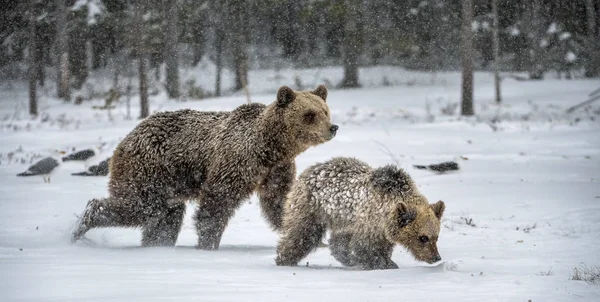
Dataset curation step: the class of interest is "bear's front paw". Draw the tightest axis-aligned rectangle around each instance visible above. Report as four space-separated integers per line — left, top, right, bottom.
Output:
71 219 90 243
71 228 85 243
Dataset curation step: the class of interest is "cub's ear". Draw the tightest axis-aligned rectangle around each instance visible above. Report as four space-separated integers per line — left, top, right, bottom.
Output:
277 86 296 107
312 84 328 102
430 200 445 220
397 202 417 228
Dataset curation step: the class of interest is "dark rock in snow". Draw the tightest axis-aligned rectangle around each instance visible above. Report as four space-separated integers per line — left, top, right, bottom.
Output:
413 161 459 173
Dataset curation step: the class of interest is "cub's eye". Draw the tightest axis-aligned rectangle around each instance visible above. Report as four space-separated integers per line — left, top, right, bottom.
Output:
303 111 316 124
419 236 429 243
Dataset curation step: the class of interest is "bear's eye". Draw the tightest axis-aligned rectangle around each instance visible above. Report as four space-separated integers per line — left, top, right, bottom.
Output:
303 111 316 124
419 236 429 243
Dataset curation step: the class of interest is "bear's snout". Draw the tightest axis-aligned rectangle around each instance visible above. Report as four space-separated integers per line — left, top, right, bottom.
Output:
330 124 339 137
429 254 442 263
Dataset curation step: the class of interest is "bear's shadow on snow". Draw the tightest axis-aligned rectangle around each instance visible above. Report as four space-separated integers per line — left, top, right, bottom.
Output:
74 238 274 253
191 244 275 252
302 264 360 271
302 262 445 272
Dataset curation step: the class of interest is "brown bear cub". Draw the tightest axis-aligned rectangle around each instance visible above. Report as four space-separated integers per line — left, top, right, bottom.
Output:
72 85 337 250
276 157 445 270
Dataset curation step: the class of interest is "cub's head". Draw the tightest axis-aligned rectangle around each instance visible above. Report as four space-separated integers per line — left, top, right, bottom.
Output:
385 200 445 264
270 85 337 153
372 165 445 264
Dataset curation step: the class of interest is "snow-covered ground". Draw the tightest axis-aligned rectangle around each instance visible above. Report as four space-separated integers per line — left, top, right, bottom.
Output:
1 68 599 301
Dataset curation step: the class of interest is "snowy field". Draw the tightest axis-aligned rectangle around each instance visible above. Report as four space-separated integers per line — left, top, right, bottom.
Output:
1 67 599 301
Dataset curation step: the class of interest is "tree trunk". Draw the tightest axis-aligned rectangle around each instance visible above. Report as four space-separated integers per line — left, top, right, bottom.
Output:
112 55 120 91
460 0 474 116
69 21 88 90
28 0 38 117
35 40 45 87
526 0 544 79
211 0 224 96
585 0 599 77
139 56 149 119
133 0 149 118
339 0 362 88
280 1 301 62
586 0 597 37
56 0 70 101
214 28 223 97
233 52 248 92
164 0 180 99
492 0 501 103
230 0 248 91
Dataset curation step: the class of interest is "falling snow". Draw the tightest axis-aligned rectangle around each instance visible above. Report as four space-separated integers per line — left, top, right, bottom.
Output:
1 0 600 301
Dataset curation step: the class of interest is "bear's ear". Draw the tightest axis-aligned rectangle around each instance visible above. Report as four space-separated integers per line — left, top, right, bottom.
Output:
312 84 328 102
430 200 445 220
277 86 296 107
397 202 417 228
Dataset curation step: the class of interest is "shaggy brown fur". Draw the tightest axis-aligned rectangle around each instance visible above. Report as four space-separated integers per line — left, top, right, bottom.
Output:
275 157 445 270
72 85 336 249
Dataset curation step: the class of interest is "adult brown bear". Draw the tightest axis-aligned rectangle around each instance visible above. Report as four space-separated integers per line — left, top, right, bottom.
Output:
72 85 337 250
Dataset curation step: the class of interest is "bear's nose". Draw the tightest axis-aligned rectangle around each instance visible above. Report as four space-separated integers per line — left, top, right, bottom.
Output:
431 255 442 263
330 124 339 135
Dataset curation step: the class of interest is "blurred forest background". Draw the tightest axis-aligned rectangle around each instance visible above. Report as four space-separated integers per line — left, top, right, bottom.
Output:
1 0 599 116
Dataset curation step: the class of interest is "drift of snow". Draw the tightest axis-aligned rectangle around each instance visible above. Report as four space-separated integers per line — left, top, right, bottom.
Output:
559 32 572 41
72 0 104 25
0 67 599 301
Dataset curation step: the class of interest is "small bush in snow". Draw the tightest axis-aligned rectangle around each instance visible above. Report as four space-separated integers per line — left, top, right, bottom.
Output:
537 268 553 276
570 265 600 285
462 216 477 227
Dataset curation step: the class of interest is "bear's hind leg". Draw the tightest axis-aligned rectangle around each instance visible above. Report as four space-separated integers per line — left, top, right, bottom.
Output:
72 197 142 242
141 203 186 247
194 190 240 250
275 210 325 266
329 231 355 267
350 235 397 270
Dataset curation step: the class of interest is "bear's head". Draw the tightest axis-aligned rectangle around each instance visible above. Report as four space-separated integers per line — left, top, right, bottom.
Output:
385 199 445 264
372 165 445 264
267 85 337 155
